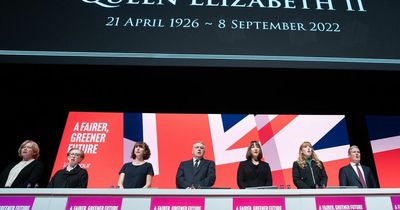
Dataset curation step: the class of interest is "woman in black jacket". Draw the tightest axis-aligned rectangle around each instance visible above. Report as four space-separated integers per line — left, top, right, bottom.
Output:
48 148 88 188
292 141 328 189
237 140 272 189
0 140 44 188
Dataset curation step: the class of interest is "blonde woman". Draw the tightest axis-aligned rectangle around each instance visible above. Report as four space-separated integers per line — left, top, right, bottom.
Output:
292 141 327 189
0 140 44 188
48 148 88 188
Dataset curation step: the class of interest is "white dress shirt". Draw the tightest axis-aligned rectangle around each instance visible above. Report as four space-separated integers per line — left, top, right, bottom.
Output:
5 159 34 187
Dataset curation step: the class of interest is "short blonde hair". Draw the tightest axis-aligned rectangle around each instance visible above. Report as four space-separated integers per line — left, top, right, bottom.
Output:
67 148 85 159
18 140 40 159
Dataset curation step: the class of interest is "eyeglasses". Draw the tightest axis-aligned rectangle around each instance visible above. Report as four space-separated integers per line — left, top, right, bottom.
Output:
69 153 82 157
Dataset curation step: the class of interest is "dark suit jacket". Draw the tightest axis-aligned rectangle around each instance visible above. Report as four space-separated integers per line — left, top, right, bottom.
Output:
292 160 328 189
0 160 44 188
176 158 216 189
339 163 378 188
48 165 88 188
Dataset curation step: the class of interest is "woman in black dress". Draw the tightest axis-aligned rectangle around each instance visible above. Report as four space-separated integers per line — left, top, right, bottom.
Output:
117 142 154 188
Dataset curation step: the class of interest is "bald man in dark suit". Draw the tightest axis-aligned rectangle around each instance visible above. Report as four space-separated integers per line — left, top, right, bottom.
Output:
339 145 378 188
176 141 216 189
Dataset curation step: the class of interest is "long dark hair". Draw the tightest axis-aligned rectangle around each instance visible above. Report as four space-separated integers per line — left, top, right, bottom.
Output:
246 140 263 161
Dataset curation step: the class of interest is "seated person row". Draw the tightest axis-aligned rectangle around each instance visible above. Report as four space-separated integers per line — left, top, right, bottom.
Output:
0 140 378 189
176 140 377 189
292 141 378 189
0 140 88 188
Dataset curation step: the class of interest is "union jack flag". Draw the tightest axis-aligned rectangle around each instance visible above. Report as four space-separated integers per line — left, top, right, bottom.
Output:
124 113 350 188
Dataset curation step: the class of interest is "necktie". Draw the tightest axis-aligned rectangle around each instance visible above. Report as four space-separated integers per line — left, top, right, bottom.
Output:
194 159 199 168
356 164 367 188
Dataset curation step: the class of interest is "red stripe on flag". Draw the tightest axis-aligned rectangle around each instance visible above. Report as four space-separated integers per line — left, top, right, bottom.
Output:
259 115 298 145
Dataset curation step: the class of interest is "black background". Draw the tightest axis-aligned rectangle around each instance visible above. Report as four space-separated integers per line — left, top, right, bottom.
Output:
1 0 400 70
1 63 399 188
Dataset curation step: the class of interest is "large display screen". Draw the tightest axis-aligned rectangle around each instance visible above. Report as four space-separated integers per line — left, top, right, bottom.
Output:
51 112 350 188
1 0 400 70
366 115 400 188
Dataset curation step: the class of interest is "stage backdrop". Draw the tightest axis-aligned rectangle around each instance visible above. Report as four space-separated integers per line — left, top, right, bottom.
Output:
51 112 350 188
366 115 400 188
